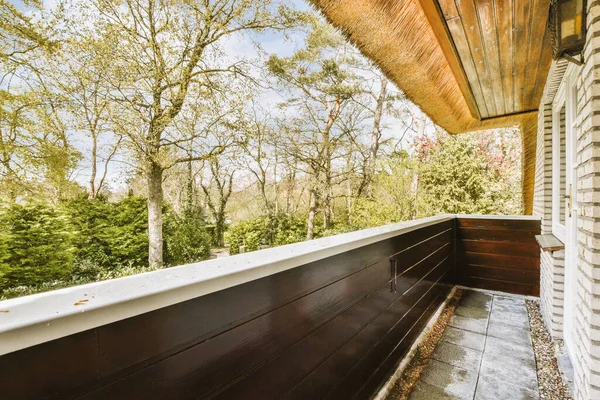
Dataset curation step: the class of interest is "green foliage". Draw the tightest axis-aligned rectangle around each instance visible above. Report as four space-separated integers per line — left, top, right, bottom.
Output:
104 197 149 267
164 205 212 266
0 196 217 295
0 197 149 292
351 152 417 229
0 263 163 301
65 198 113 268
0 203 74 290
226 214 307 254
415 130 522 216
65 196 149 269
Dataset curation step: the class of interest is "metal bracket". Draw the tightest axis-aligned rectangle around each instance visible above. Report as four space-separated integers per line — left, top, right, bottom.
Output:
563 53 583 66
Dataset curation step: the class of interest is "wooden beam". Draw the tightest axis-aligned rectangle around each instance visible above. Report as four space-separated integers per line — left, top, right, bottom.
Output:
520 113 538 215
418 0 482 120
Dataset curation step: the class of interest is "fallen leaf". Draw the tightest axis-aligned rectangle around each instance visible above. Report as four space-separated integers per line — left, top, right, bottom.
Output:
74 299 89 306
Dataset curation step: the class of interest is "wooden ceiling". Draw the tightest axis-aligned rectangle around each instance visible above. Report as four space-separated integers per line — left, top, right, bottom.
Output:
436 0 553 119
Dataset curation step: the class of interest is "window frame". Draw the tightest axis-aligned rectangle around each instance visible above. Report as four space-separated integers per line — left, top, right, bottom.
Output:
552 68 576 242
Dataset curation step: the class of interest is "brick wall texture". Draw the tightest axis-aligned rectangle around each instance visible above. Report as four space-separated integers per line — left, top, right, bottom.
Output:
534 2 600 398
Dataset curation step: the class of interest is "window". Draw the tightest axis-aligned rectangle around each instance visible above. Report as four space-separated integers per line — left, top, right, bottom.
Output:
552 67 578 242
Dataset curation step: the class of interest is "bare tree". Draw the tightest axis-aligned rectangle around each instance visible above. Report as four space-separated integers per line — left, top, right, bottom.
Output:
268 21 361 239
68 0 300 265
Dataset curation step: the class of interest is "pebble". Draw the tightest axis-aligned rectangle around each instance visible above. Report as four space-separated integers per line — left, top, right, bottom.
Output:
525 300 572 400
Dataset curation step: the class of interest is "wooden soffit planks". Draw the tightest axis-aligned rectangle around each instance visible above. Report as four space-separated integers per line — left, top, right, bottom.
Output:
435 0 552 119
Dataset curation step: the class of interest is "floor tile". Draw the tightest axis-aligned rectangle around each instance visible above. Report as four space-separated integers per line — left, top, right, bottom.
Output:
459 291 492 311
408 381 467 400
475 374 539 400
431 341 483 372
448 314 488 334
420 359 479 399
442 326 487 352
479 352 538 392
489 310 530 329
483 336 536 367
403 290 540 400
487 320 531 345
493 295 526 308
491 302 528 316
454 305 490 320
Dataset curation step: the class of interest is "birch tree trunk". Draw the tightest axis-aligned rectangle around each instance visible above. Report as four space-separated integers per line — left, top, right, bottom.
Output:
147 161 164 267
307 186 317 240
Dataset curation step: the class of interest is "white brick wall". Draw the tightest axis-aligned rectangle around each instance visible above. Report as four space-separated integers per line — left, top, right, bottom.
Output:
535 99 566 339
572 3 600 398
535 3 600 398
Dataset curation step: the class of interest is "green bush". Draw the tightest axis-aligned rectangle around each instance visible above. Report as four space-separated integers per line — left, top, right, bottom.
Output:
104 196 149 267
164 205 212 265
0 203 74 291
0 262 164 300
0 196 218 297
226 214 307 254
65 198 113 268
64 196 148 269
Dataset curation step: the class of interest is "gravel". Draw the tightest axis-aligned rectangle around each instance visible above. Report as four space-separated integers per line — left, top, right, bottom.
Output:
386 289 463 400
525 300 573 400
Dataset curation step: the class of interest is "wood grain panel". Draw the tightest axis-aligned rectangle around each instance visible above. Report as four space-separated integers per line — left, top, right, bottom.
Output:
523 0 552 109
83 231 454 400
456 217 540 231
496 0 514 113
461 264 539 283
321 262 452 399
461 275 539 296
459 227 538 242
352 282 449 399
436 0 550 118
476 0 505 115
0 330 100 400
513 0 532 111
456 217 541 296
0 219 454 400
460 240 539 257
445 17 490 117
449 0 497 116
93 220 453 383
462 251 539 270
419 0 483 119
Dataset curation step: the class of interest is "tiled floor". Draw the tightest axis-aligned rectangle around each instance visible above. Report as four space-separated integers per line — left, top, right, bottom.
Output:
408 290 539 400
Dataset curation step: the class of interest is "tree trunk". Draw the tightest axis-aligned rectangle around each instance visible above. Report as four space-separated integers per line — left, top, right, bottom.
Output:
215 213 225 248
307 187 317 240
147 162 164 267
322 125 333 230
186 158 194 210
346 177 353 224
363 76 387 198
89 135 97 200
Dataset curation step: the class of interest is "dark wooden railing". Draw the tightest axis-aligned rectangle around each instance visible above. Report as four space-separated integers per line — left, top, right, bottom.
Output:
455 216 541 296
0 215 540 400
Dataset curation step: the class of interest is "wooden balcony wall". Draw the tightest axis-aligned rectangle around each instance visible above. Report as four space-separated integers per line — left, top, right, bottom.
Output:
0 219 454 400
0 216 540 400
454 216 541 296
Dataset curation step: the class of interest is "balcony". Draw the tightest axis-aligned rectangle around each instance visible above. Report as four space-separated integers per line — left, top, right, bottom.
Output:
0 214 540 400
